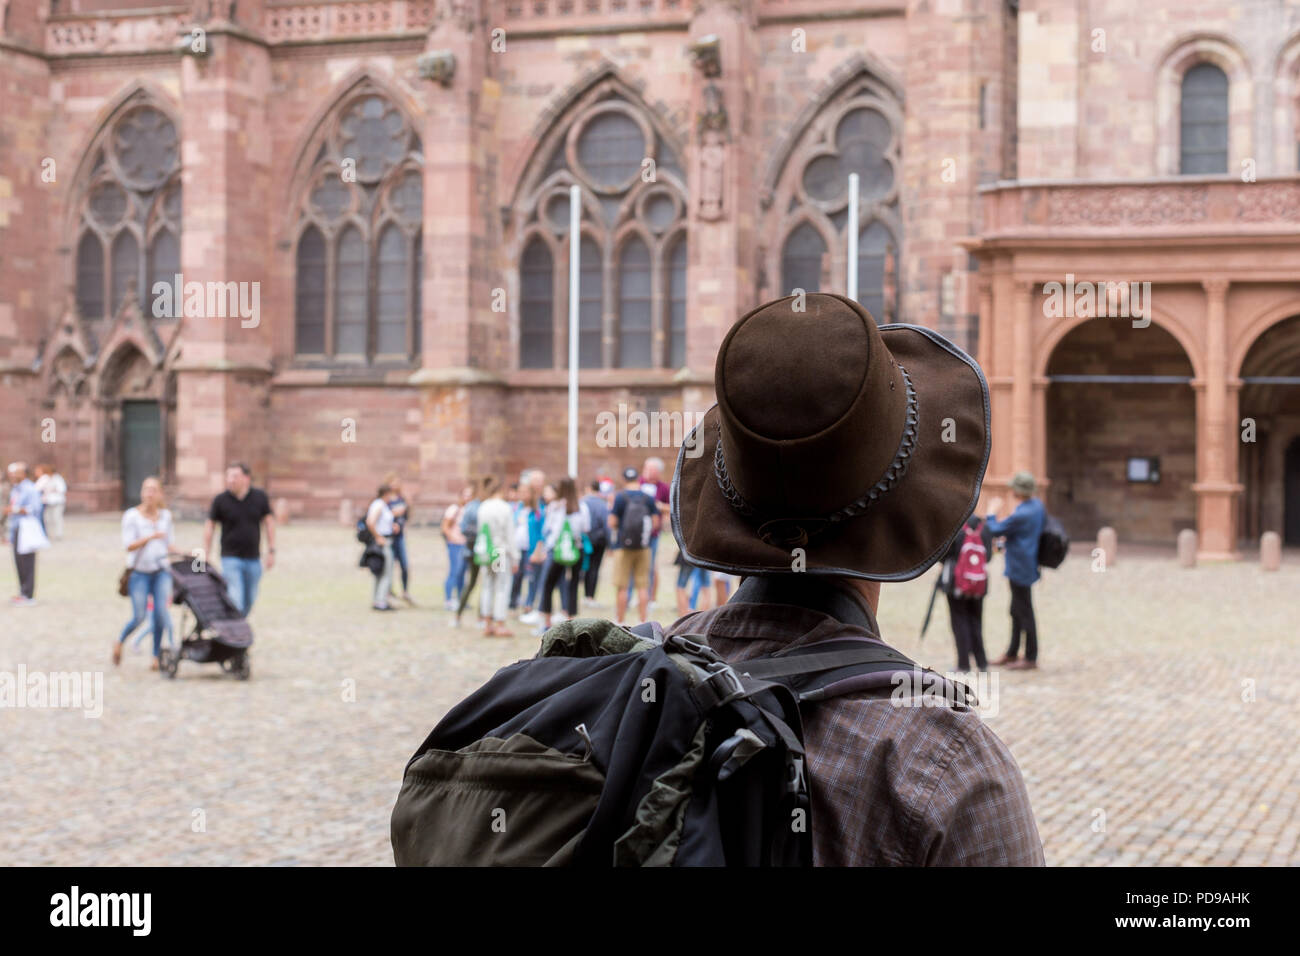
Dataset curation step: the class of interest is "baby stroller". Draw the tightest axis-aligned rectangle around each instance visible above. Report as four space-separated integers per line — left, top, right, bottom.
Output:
160 555 253 680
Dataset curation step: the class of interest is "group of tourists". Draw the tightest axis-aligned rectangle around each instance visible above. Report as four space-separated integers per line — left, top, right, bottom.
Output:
424 456 729 637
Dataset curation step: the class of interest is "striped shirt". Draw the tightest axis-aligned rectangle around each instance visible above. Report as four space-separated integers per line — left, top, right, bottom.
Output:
665 576 1045 866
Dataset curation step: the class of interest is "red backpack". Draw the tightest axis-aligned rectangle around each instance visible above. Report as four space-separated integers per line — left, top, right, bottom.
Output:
953 522 988 598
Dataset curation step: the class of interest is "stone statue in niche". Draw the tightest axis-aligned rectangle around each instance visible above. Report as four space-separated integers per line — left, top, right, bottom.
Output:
696 83 728 221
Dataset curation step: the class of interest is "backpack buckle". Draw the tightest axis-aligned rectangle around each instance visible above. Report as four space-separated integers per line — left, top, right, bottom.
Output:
698 662 747 708
787 755 807 795
664 634 720 661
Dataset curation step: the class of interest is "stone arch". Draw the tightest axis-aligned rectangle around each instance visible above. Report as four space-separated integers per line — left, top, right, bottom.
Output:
1035 302 1204 382
284 73 425 363
1154 32 1253 176
759 54 906 209
507 61 688 212
46 346 88 400
759 64 906 314
1232 296 1300 377
1044 316 1199 544
1272 33 1300 172
62 81 182 241
506 64 689 371
281 68 425 228
97 338 160 402
1236 312 1300 542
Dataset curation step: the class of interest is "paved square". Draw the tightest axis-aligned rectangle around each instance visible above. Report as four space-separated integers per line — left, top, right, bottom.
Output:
2 517 1297 865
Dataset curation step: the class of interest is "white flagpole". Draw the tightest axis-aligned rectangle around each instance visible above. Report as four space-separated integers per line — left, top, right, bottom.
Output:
568 184 580 478
846 172 859 302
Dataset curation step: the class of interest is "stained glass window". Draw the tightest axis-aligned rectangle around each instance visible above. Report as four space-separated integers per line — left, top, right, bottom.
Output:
295 226 327 355
74 101 181 324
520 238 554 369
517 97 687 370
293 88 423 363
781 222 826 296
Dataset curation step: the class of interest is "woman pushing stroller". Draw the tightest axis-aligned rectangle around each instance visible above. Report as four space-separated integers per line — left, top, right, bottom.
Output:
114 476 174 670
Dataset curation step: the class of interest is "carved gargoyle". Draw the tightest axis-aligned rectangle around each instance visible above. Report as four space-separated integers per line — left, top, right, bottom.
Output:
418 50 457 88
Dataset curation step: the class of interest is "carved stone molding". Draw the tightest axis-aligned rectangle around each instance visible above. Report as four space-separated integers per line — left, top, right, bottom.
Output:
1046 185 1210 227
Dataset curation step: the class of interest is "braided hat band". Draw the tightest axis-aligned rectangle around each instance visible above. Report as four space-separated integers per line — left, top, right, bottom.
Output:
712 364 919 549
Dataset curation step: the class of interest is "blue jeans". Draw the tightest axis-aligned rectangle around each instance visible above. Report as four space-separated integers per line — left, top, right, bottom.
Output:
390 534 409 594
221 556 263 616
445 543 467 602
118 569 173 657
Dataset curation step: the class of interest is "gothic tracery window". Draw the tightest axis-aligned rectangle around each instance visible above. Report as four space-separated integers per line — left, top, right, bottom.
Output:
514 95 688 370
769 78 902 323
293 89 423 363
74 103 181 324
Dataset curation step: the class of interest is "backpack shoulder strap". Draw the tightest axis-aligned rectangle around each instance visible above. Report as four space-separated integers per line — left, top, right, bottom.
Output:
675 632 977 710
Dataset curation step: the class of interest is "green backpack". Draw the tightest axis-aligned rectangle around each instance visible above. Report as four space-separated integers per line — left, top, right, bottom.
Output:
473 524 499 567
553 519 580 566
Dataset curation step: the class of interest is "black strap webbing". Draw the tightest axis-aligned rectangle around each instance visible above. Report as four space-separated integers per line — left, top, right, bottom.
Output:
736 645 913 680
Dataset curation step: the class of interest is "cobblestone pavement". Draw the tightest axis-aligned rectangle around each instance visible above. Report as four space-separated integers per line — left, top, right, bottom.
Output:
2 516 1297 865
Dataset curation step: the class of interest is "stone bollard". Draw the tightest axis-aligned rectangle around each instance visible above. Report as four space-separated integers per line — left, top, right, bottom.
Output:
1097 526 1117 568
1177 529 1197 568
1261 531 1282 572
338 498 353 525
274 497 290 525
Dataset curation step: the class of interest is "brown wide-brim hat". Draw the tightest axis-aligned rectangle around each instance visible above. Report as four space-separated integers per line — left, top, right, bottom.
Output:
672 293 990 582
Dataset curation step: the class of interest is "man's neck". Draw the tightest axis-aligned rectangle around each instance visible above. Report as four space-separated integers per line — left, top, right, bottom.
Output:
731 575 880 634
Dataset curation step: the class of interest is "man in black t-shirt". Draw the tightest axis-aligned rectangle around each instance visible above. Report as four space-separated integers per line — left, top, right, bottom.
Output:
202 462 276 616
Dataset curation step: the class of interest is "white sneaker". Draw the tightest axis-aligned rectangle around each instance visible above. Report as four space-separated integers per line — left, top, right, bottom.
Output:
519 610 540 625
444 600 457 611
12 597 37 608
553 612 569 624
647 600 658 611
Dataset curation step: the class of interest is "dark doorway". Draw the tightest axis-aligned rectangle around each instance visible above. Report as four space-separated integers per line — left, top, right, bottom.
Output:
121 400 161 508
1285 437 1300 546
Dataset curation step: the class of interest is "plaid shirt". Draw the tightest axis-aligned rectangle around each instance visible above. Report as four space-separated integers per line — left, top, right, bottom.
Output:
665 577 1045 866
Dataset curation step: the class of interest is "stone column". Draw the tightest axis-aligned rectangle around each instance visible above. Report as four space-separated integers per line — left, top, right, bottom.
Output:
172 8 274 515
410 2 508 508
1193 278 1241 559
1011 278 1035 472
1033 374 1050 490
685 0 758 377
981 269 1016 504
976 276 994 376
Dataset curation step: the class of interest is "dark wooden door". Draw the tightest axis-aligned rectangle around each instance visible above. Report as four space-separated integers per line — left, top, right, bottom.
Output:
1285 437 1300 546
121 401 161 508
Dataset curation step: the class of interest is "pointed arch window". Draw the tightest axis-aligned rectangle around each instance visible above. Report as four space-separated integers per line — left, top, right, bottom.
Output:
73 102 181 323
292 87 423 364
513 93 689 370
618 237 653 368
520 238 554 369
667 237 687 368
768 79 903 322
781 222 827 297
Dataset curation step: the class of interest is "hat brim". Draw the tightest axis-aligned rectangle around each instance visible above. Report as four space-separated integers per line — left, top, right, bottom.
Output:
671 324 991 582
